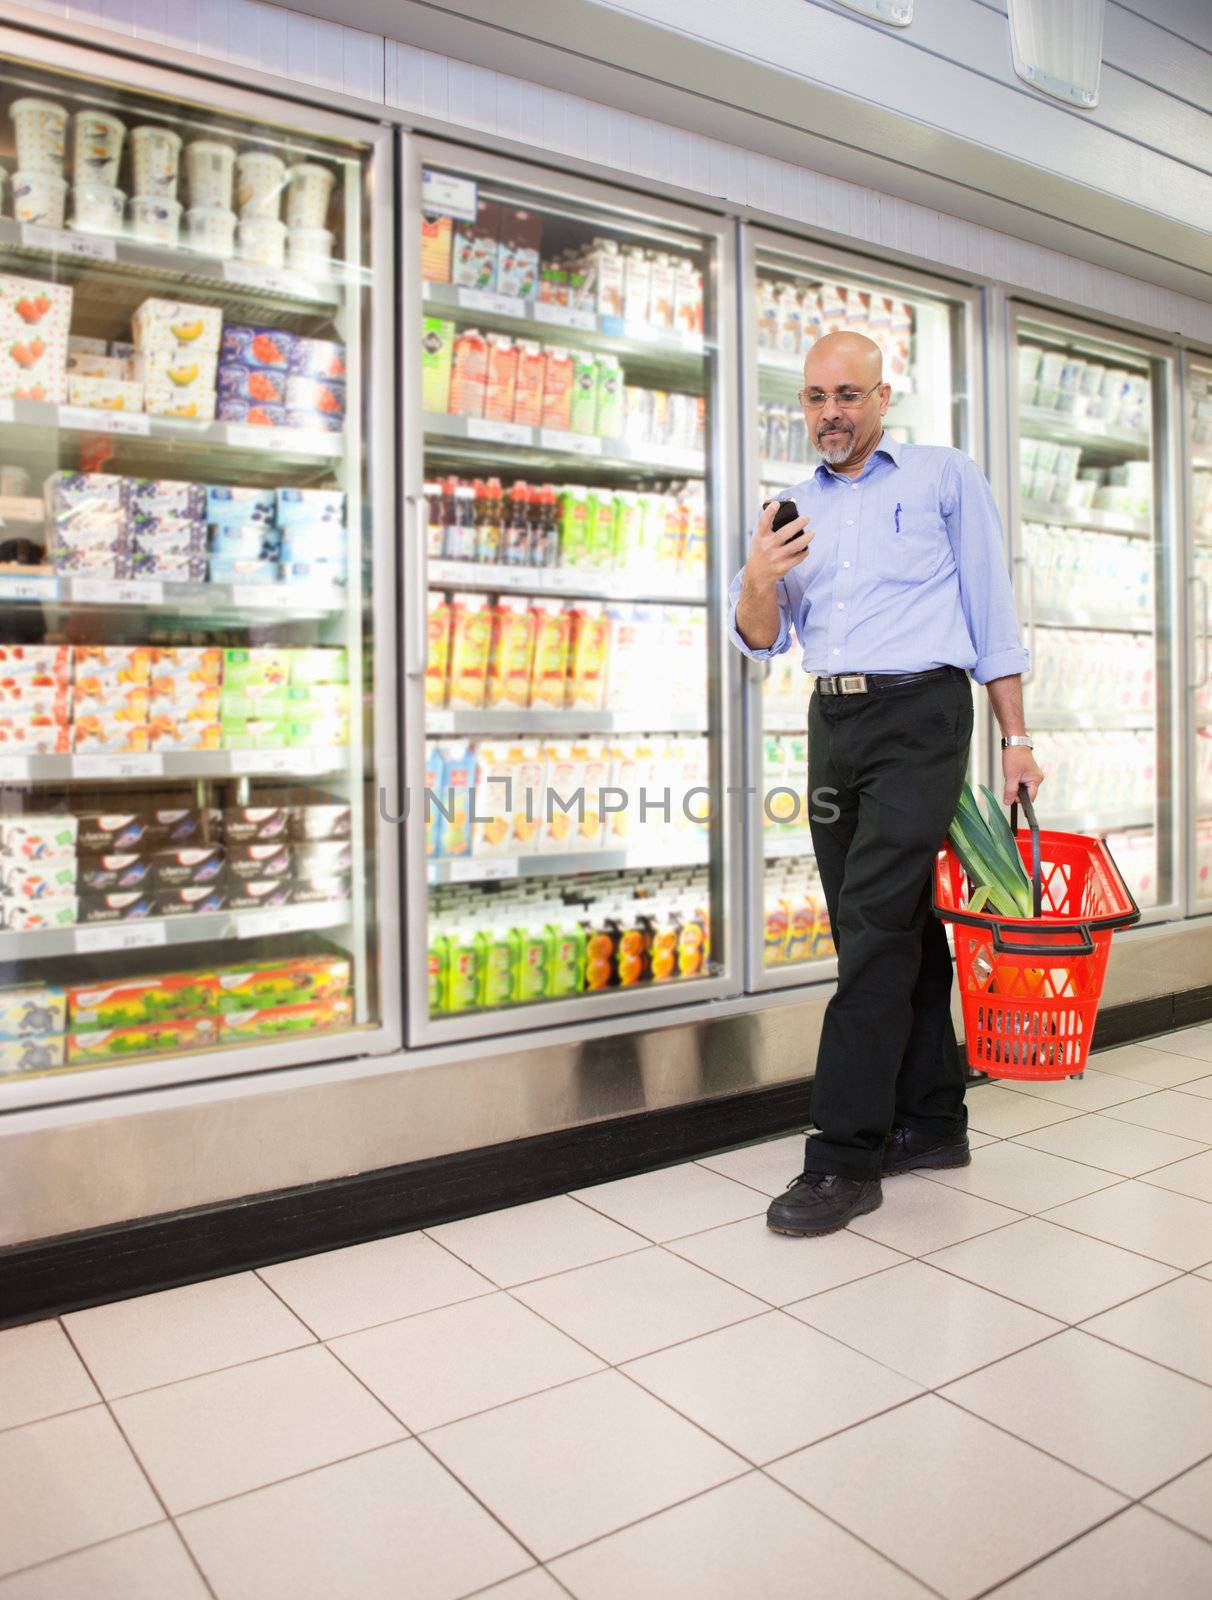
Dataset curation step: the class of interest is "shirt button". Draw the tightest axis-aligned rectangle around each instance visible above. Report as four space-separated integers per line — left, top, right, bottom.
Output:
832 648 840 656
845 519 854 526
843 560 851 568
837 602 845 609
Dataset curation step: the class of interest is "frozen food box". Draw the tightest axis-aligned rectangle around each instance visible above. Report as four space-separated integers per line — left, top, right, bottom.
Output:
225 877 292 911
226 842 293 881
77 854 152 893
289 647 347 685
73 813 147 854
0 679 70 717
209 556 277 585
0 336 69 403
74 809 221 854
284 375 345 416
132 352 219 390
288 338 345 380
284 683 348 722
219 324 295 371
0 814 78 859
110 340 135 362
276 487 344 525
0 715 71 755
127 479 207 520
131 299 222 354
148 714 222 752
142 385 217 421
283 718 347 748
132 549 208 584
0 1035 66 1073
68 1015 221 1063
217 363 288 405
154 885 228 917
47 528 132 578
208 485 276 526
290 872 351 905
0 275 73 400
219 995 353 1043
45 469 125 521
65 375 144 412
69 335 108 356
223 648 291 689
150 847 225 888
74 645 152 685
220 683 288 722
292 804 350 841
71 679 150 723
69 980 220 1039
284 409 342 434
3 895 78 932
216 399 286 427
0 858 78 900
219 718 288 750
0 983 66 1039
72 716 152 755
66 353 130 380
224 806 293 843
214 953 350 1012
0 644 72 682
294 839 352 877
76 889 158 924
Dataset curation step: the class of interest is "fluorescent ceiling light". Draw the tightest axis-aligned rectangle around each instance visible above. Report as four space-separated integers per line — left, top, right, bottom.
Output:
834 0 913 26
1008 0 1105 108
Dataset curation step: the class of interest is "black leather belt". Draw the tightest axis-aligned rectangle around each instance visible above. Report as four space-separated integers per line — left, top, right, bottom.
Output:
816 666 961 696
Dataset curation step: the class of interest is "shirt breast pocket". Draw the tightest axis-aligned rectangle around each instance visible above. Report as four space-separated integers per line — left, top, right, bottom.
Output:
877 509 953 584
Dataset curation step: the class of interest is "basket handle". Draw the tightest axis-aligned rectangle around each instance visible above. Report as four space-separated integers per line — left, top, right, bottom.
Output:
991 922 1095 958
1009 781 1043 919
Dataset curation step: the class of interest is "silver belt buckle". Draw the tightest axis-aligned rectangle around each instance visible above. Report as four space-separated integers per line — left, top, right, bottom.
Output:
840 674 868 694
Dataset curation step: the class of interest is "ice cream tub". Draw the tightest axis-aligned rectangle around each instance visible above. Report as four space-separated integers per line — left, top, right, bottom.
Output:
131 125 182 199
132 299 222 353
216 398 286 427
70 182 124 235
235 151 285 218
236 217 286 269
186 140 236 209
284 375 344 416
184 205 236 259
73 110 125 187
11 100 68 175
11 171 67 228
220 323 295 370
288 338 345 380
218 363 287 405
284 163 335 228
0 984 66 1039
130 196 181 247
287 227 333 277
0 813 77 858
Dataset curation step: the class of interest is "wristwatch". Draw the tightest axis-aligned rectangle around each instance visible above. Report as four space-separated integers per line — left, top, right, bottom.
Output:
1001 735 1034 749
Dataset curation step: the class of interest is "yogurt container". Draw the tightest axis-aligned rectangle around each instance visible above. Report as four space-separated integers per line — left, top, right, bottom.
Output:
130 196 181 247
131 125 182 199
284 163 335 228
287 226 334 278
11 99 68 176
73 110 126 187
184 205 236 259
12 171 67 228
71 182 124 235
235 151 285 219
236 217 286 268
185 140 236 209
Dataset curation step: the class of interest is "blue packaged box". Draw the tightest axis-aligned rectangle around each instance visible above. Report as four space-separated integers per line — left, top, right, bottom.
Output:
219 325 296 371
212 524 279 560
281 560 346 586
209 557 278 586
206 486 276 527
276 488 345 526
288 339 346 380
218 364 288 405
125 479 206 520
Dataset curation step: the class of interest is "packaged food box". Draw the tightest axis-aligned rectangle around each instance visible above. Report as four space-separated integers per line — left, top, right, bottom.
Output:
142 385 217 421
148 682 221 719
0 814 77 859
220 718 288 751
130 515 207 550
217 363 288 405
225 877 292 911
150 647 222 687
224 806 292 843
68 1015 221 1063
221 683 288 721
148 714 222 752
65 375 145 412
284 409 342 434
3 895 78 932
220 995 353 1043
47 529 133 579
214 953 350 1011
0 679 71 716
292 804 350 841
154 885 228 917
0 336 69 403
131 299 222 354
294 839 352 876
69 335 108 356
77 890 158 925
421 316 454 412
284 683 348 722
0 858 77 900
209 556 278 585
219 325 295 371
226 842 293 880
288 338 345 379
284 375 344 416
223 648 290 689
132 549 208 584
67 352 130 380
131 352 219 389
71 680 149 723
0 645 72 682
74 808 221 853
216 399 285 427
291 873 351 904
0 274 72 384
69 971 221 1030
151 846 225 888
0 714 71 754
0 983 66 1038
207 485 276 526
283 718 347 748
452 198 501 291
289 647 347 685
127 479 206 519
45 470 126 529
77 854 152 893
0 1035 66 1073
496 208 542 300
72 713 152 754
276 487 344 525
74 645 152 684
73 813 147 854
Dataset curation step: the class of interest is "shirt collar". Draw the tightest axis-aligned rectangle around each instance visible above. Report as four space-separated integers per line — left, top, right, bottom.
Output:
814 431 901 484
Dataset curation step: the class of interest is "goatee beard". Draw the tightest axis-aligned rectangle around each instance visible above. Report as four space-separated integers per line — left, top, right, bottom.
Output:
818 429 853 464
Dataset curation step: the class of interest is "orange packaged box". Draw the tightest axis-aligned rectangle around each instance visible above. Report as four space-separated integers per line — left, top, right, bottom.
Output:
68 1015 220 1064
148 714 222 752
72 715 152 755
0 645 71 683
0 714 70 754
513 339 545 426
421 211 453 283
484 335 519 423
448 327 487 418
539 345 573 431
446 591 493 709
72 679 149 723
565 602 610 711
150 647 222 690
69 971 222 1029
486 595 537 709
528 599 571 709
426 591 452 709
73 645 152 686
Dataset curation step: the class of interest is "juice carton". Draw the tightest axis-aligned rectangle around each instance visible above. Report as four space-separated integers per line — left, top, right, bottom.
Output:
622 247 651 325
509 923 548 1002
576 741 612 848
449 328 487 418
565 603 610 710
764 891 790 966
594 354 623 439
496 208 542 299
511 743 546 853
540 740 580 849
421 317 456 413
539 345 573 431
447 591 493 709
440 925 481 1010
755 279 778 350
471 743 516 858
589 239 624 319
583 913 615 991
435 742 474 858
425 744 444 859
610 491 642 572
773 283 801 355
674 259 703 335
428 933 446 1012
421 211 453 282
568 350 599 435
484 335 519 422
528 600 572 708
486 596 537 709
426 591 452 709
819 281 847 333
648 254 675 331
476 925 515 1009
545 917 586 996
513 339 545 426
452 198 501 291
558 487 591 570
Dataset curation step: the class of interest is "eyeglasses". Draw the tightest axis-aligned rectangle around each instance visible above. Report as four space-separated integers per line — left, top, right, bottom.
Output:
797 383 881 409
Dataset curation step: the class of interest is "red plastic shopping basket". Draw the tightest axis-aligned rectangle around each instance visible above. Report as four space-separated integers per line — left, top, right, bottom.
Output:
933 785 1140 1080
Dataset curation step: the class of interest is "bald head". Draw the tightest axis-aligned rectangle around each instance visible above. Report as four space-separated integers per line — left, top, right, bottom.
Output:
804 330 884 387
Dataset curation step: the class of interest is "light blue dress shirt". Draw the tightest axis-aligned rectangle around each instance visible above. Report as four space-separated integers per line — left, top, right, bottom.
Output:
727 434 1029 684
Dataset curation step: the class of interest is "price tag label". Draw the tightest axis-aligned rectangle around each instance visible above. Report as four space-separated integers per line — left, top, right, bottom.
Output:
0 756 31 783
459 288 525 319
225 423 298 453
59 406 149 436
73 578 163 605
228 748 309 775
235 908 287 939
422 169 478 221
76 920 168 954
232 583 297 609
534 302 596 333
539 429 601 456
428 711 454 734
448 857 518 882
74 752 163 779
0 574 58 602
223 260 311 298
22 224 116 262
467 418 531 447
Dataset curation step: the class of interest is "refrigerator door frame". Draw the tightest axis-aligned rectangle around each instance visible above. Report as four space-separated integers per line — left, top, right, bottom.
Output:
0 29 403 1110
1004 298 1185 927
1179 343 1212 919
737 223 988 994
401 132 745 1048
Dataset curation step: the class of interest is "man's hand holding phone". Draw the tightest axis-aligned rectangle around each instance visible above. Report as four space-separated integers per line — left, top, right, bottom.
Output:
748 498 814 587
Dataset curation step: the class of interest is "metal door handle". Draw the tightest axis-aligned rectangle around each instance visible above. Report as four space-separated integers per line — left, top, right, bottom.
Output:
1015 554 1036 686
1191 574 1211 691
405 493 429 681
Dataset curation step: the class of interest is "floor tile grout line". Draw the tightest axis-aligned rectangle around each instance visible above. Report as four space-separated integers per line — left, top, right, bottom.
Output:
0 1394 102 1439
1031 1198 1212 1273
421 1233 653 1295
661 1234 911 1306
965 1502 1144 1600
0 1518 207 1591
1072 1320 1212 1392
1007 1127 1212 1173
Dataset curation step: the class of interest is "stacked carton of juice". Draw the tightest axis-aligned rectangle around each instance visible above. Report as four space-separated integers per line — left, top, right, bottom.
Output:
132 298 221 419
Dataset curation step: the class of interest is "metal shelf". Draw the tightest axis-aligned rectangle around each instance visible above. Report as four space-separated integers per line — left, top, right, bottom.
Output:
0 898 350 963
0 748 347 784
1020 405 1151 460
423 413 704 476
426 708 707 736
428 842 709 884
1034 607 1153 634
0 571 346 621
1030 710 1156 731
1020 500 1152 537
427 559 703 605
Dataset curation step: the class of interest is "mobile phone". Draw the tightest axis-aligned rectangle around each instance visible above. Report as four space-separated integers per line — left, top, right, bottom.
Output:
764 498 801 537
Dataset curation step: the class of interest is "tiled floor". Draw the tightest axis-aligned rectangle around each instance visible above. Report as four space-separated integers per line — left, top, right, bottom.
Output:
5 1027 1212 1599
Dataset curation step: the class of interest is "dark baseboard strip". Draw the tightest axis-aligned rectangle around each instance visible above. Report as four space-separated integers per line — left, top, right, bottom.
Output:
3 986 1210 1327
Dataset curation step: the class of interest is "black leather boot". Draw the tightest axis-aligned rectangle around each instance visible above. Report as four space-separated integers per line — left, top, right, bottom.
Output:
882 1124 971 1176
766 1173 883 1237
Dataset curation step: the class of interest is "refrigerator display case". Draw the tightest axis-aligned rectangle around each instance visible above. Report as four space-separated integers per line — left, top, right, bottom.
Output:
0 38 398 1104
1187 356 1212 913
401 137 740 1043
739 230 981 990
1009 306 1178 914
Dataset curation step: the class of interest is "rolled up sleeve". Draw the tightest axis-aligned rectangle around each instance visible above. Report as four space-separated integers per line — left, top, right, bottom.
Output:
727 566 793 660
944 454 1031 685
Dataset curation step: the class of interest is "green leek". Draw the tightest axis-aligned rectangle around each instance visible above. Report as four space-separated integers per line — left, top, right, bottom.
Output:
947 782 1033 918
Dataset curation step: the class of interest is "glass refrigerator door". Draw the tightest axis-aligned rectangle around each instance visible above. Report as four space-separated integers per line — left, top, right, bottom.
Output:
741 230 981 991
1009 306 1178 915
0 36 398 1105
1187 356 1212 912
402 137 741 1043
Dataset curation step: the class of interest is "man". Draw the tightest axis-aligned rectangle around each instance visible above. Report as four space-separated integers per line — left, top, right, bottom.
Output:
729 330 1043 1238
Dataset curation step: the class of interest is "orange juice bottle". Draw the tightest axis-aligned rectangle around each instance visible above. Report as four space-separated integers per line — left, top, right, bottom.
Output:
486 596 537 708
447 592 492 708
425 591 452 708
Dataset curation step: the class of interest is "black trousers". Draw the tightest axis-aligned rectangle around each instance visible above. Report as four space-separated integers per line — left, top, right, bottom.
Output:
803 668 974 1180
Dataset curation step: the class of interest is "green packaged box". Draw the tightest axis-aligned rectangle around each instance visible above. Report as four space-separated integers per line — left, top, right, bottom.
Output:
476 926 515 1009
221 648 291 691
290 647 348 686
509 926 548 1003
221 717 289 750
421 316 455 413
594 354 623 439
545 920 586 997
569 351 598 435
221 686 288 721
440 928 481 1011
